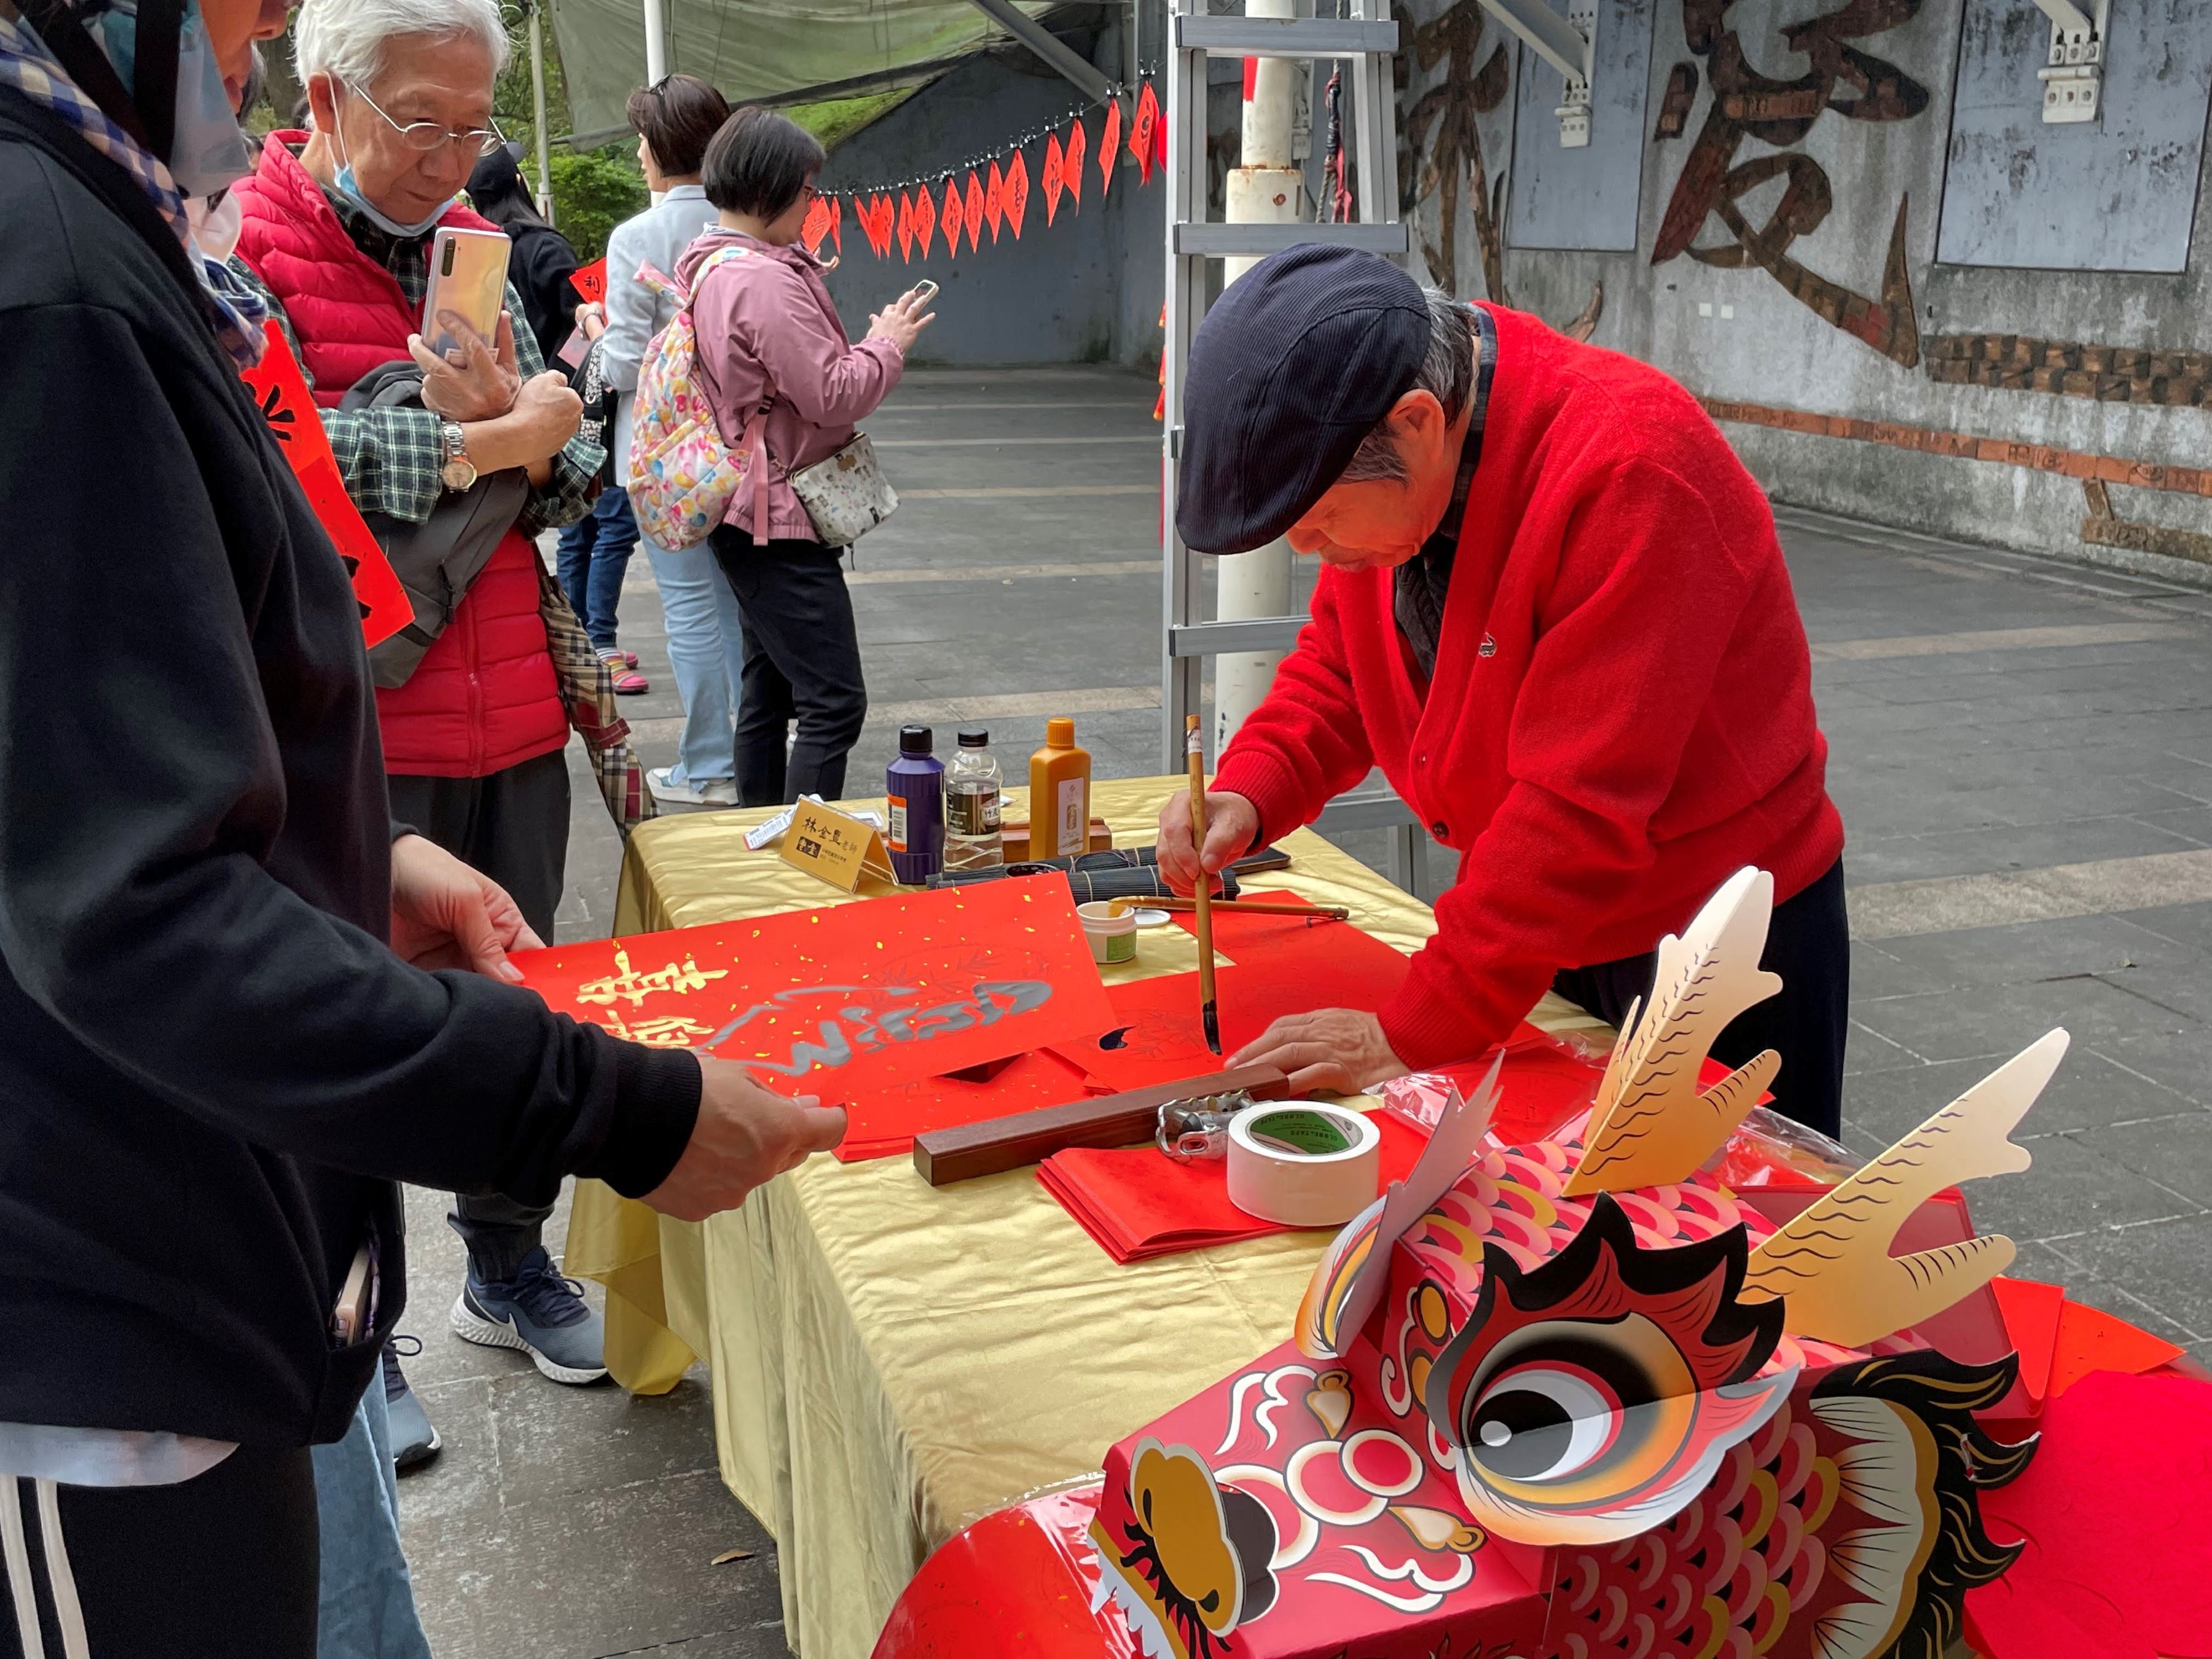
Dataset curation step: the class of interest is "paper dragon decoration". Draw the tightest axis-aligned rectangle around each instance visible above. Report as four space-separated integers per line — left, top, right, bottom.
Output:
873 868 2205 1659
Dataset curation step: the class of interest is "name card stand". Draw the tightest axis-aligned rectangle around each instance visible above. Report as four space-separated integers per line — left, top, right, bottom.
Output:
780 798 898 893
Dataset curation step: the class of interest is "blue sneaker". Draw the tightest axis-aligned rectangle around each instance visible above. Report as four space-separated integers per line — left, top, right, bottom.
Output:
382 1337 442 1470
450 1248 608 1385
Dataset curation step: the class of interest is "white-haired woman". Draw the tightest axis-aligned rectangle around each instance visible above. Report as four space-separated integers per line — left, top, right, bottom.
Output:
227 0 613 1459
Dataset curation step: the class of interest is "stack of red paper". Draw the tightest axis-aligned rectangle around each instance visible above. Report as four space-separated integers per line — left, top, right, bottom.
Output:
1038 1112 1430 1263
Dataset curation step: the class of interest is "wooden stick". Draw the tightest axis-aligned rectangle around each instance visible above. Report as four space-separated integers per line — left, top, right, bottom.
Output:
912 1065 1292 1185
1185 715 1220 1054
1142 895 1352 921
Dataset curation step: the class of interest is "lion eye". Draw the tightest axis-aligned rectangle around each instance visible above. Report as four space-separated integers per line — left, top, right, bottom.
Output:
1466 1365 1623 1483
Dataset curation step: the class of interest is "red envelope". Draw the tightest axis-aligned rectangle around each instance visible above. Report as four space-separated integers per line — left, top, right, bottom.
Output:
1040 1111 1427 1263
568 257 608 303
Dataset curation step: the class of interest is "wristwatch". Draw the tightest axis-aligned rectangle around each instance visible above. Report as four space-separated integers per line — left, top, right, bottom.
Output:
439 421 477 492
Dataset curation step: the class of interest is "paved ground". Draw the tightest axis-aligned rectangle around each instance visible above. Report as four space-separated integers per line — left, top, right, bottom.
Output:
394 366 2212 1657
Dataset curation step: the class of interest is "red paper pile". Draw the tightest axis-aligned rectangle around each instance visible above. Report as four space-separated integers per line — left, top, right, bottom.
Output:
1040 1112 1429 1263
1037 1022 1615 1263
1965 1368 2212 1659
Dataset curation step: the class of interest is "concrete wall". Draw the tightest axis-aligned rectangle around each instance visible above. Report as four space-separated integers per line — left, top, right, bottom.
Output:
1398 0 2212 576
814 15 1165 369
812 0 2212 579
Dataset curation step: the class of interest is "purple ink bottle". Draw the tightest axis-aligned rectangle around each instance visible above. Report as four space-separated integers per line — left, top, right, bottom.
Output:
885 724 946 884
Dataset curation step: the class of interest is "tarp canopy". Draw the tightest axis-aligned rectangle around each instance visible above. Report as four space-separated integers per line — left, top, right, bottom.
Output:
549 0 1050 143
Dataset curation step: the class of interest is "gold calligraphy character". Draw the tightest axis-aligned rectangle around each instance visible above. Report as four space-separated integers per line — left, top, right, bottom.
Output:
600 1013 721 1048
575 949 732 1009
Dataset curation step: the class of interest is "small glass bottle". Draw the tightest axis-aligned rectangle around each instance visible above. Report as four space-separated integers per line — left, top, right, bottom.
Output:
944 729 1005 871
885 725 946 884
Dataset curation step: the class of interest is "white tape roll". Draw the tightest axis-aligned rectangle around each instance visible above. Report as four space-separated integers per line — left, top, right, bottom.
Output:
1225 1104 1384 1228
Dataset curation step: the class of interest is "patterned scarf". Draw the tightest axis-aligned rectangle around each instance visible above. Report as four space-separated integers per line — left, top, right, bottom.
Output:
0 8 264 367
1394 304 1500 682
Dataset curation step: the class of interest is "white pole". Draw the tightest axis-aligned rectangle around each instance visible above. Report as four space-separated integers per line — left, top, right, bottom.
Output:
1213 0 1303 756
528 7 554 224
642 0 667 85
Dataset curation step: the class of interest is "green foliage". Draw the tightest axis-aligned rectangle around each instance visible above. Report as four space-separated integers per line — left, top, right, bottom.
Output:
541 143 649 262
782 91 912 152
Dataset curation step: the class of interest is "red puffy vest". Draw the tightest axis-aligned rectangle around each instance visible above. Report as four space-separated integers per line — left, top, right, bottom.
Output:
232 135 570 779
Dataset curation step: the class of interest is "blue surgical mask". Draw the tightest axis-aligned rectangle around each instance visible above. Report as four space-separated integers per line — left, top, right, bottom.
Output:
92 0 251 197
331 92 454 239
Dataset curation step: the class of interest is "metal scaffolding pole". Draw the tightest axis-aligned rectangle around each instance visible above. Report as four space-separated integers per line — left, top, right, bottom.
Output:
528 6 554 224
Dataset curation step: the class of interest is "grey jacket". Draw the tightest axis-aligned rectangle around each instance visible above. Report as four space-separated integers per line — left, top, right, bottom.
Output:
600 183 721 475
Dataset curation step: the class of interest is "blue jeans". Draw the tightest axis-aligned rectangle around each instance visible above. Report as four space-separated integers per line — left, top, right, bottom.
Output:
311 1376 433 1659
645 535 746 786
556 485 638 653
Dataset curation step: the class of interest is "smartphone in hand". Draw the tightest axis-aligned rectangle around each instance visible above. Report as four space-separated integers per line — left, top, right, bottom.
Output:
423 226 512 359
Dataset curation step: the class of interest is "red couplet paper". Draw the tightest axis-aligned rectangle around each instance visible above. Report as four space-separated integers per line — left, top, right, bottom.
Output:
1991 1276 2068 1412
1099 98 1122 196
1041 1111 1428 1263
2045 1294 2184 1397
506 877 1116 1118
834 1047 1099 1164
1003 151 1031 238
238 323 411 648
1964 1370 2212 1659
569 257 608 303
1129 82 1160 182
1048 914 1413 1092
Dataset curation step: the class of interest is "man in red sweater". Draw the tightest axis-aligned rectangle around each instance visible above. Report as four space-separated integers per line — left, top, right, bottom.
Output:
1159 246 1849 1135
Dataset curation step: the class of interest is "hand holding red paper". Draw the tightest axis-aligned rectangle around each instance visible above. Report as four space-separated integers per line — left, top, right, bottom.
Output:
388 833 543 982
643 1060 847 1222
1155 786 1258 895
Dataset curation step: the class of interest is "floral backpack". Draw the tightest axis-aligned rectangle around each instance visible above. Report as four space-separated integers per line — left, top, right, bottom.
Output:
624 246 751 551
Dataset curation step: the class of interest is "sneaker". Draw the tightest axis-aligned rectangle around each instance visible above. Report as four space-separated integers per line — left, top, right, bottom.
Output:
597 651 650 695
382 1337 442 1472
450 1247 608 1385
648 766 738 807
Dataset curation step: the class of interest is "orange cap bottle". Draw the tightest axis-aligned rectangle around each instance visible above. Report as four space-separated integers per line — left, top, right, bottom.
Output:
1029 717 1092 860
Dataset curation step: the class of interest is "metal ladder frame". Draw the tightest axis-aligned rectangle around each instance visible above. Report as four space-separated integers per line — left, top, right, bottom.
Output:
1159 0 1438 900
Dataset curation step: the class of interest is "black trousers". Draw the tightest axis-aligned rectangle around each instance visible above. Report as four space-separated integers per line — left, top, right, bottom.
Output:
388 747 571 1282
2 1452 320 1658
710 529 868 807
1550 859 1851 1140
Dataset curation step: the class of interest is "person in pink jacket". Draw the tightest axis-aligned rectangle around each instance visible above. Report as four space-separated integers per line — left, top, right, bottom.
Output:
681 108 934 804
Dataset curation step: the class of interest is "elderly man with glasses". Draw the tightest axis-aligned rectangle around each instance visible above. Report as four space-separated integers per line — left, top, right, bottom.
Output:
227 0 609 1468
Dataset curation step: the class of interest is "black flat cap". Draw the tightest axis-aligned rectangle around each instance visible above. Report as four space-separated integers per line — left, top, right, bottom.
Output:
1177 245 1430 554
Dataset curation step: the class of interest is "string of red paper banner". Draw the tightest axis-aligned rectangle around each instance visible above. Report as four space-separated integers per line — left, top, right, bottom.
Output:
798 82 1163 263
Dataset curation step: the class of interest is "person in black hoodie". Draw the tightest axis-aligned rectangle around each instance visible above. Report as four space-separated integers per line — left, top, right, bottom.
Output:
466 138 579 363
0 1 843 1653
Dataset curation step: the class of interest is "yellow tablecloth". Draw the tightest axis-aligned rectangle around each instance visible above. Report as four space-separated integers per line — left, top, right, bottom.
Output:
565 776 1609 1659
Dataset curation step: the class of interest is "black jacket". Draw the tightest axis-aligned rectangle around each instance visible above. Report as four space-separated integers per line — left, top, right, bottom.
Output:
506 219 581 364
0 89 700 1446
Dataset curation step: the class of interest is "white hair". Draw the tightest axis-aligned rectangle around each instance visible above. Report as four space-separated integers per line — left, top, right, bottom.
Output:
1337 287 1478 485
294 0 511 91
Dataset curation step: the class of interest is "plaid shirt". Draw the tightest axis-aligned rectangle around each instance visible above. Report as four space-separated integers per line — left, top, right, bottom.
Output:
227 179 600 535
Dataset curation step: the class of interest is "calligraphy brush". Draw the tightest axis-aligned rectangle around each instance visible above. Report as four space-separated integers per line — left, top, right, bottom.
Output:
1184 714 1221 1055
1142 895 1351 922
